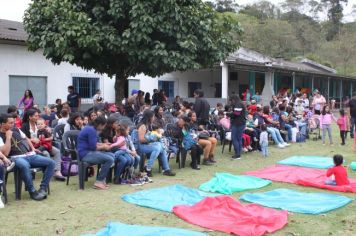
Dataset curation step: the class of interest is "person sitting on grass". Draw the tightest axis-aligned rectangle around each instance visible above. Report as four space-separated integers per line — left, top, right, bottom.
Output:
326 154 350 186
0 113 55 201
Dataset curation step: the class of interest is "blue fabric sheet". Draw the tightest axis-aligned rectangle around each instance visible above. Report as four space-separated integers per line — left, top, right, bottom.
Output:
240 188 352 214
278 156 334 169
122 184 220 212
83 222 207 236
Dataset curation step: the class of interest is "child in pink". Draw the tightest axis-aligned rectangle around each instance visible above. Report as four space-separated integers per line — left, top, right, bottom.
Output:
319 105 336 145
337 109 349 146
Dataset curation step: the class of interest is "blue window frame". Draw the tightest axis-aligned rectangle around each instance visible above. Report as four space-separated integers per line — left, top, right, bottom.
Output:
158 81 174 98
72 77 99 99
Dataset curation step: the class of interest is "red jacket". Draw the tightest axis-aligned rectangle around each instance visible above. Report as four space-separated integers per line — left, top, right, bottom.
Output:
326 165 350 186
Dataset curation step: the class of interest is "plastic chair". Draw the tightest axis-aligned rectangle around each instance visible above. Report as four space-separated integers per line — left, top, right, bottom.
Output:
62 130 81 187
53 124 65 151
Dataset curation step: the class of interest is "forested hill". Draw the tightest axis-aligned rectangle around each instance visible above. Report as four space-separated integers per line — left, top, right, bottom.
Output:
210 1 356 77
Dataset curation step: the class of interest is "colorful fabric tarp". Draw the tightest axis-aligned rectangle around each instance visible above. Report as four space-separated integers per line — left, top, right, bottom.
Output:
246 165 356 193
173 195 288 236
83 222 207 236
199 173 271 194
278 156 334 169
121 184 219 212
240 188 352 214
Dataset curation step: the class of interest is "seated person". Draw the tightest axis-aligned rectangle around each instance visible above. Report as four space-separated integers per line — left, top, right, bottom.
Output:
0 151 11 208
34 118 53 153
248 100 257 115
0 114 55 200
326 154 350 186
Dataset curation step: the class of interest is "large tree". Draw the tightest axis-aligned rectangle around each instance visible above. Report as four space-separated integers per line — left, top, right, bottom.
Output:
24 0 241 103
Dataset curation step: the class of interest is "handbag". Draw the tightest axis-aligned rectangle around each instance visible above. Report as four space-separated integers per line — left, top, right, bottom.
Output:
198 132 210 140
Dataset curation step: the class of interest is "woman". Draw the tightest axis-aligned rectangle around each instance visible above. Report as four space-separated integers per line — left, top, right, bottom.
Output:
154 106 165 129
77 116 114 190
144 92 151 105
18 90 34 112
312 91 326 115
188 112 217 164
137 110 175 177
228 95 247 160
64 112 84 132
261 106 290 148
87 110 98 124
177 116 203 170
21 109 65 181
173 96 182 111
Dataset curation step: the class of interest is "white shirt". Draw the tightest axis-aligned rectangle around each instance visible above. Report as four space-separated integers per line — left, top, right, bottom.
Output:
58 117 69 125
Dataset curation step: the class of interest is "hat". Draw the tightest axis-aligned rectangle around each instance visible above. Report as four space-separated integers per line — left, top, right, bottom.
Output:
131 89 138 95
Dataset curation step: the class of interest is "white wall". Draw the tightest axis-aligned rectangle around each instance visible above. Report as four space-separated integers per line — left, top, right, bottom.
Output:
128 68 222 98
0 43 115 106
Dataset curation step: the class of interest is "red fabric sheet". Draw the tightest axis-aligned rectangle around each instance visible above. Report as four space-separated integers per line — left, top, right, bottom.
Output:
246 165 356 193
173 195 288 236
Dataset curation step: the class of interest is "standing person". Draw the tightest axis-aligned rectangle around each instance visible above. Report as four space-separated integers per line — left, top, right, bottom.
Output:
144 92 151 105
193 89 210 126
259 124 268 157
77 116 114 190
252 91 261 104
302 93 310 109
270 95 278 109
337 109 349 146
228 95 247 160
134 90 145 114
18 89 34 112
152 89 159 106
93 89 103 105
348 92 356 139
66 86 81 112
0 113 55 200
312 91 326 115
320 105 336 146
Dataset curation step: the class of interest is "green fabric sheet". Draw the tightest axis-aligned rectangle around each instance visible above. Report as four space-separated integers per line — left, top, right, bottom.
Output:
199 173 271 194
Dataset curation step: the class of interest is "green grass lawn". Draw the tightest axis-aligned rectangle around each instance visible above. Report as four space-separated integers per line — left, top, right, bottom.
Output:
1 126 356 236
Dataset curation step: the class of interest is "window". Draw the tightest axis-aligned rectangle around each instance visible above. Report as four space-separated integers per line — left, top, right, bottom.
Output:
158 81 175 98
72 77 99 99
188 82 202 97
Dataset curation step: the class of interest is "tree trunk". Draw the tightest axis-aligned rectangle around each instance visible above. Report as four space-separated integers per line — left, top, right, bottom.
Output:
115 73 127 105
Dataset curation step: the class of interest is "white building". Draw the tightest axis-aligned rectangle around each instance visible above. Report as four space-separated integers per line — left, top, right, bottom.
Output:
0 19 115 112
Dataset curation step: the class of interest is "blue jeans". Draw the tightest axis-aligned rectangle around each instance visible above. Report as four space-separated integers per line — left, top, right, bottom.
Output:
138 142 170 171
351 117 356 138
114 150 132 177
82 151 114 182
12 155 55 193
261 144 268 157
284 124 292 141
325 179 336 186
231 125 246 157
267 127 284 145
297 121 307 136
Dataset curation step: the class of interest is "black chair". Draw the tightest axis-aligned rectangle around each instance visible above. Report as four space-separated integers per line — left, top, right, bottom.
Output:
165 123 182 169
62 130 81 187
4 167 50 201
53 124 65 151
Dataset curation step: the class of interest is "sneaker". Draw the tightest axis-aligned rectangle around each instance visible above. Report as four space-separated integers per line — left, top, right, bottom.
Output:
282 142 290 146
0 198 4 208
231 155 241 160
243 148 248 153
208 156 217 163
163 170 176 176
202 160 213 166
129 179 144 186
6 162 15 172
277 143 285 149
29 191 46 201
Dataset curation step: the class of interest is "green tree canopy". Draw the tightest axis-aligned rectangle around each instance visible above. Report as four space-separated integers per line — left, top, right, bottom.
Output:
24 0 241 102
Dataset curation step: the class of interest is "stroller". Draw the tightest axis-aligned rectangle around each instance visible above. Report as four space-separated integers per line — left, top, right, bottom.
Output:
308 114 321 140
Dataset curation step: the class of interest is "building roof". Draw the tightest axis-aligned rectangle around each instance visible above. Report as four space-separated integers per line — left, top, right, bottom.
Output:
226 47 352 79
0 19 27 42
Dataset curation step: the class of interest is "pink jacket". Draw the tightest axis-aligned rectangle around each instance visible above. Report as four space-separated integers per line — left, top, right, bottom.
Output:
337 116 347 131
319 114 336 126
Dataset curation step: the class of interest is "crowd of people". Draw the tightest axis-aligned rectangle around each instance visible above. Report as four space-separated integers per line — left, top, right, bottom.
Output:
0 85 354 207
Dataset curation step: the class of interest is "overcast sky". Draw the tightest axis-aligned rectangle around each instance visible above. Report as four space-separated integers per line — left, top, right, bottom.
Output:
0 0 354 22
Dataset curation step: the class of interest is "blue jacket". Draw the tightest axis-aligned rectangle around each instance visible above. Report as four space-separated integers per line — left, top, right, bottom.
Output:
77 125 97 159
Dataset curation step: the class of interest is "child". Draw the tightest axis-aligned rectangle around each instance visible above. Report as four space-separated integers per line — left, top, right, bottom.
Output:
337 109 348 146
36 118 53 152
320 105 336 145
144 124 162 142
111 123 134 184
259 124 268 157
326 154 349 186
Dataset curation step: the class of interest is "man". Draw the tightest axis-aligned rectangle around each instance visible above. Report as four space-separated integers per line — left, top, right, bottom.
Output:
152 89 159 106
67 86 81 112
193 89 210 126
0 114 55 200
348 92 356 138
